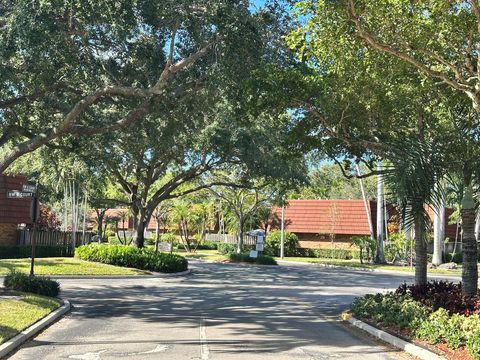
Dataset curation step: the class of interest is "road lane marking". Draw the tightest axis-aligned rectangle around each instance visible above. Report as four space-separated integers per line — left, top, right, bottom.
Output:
200 317 210 360
126 344 169 356
69 350 107 360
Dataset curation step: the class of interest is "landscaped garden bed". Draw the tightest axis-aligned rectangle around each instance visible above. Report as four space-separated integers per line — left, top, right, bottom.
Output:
75 244 188 273
351 281 480 360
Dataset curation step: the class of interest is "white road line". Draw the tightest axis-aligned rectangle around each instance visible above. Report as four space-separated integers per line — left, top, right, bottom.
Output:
68 350 107 360
200 317 210 360
127 344 169 355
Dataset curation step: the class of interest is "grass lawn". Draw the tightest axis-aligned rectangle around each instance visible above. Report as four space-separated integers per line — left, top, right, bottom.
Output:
0 258 147 276
275 257 462 275
177 249 228 262
0 291 62 344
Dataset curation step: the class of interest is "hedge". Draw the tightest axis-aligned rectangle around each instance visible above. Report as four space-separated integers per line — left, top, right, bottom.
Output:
228 252 277 265
296 247 360 260
264 231 298 257
75 244 188 273
4 271 60 297
0 245 72 259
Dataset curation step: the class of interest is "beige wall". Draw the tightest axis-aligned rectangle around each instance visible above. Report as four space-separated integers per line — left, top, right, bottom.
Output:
0 223 17 246
297 232 360 250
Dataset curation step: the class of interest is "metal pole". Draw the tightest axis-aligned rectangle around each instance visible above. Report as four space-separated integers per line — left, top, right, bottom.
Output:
30 181 39 276
280 204 285 259
356 164 374 240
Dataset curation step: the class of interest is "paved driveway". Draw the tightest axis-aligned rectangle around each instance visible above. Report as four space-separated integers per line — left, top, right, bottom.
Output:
7 262 430 360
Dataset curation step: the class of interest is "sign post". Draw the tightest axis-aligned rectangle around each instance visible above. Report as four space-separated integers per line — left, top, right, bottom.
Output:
30 187 39 276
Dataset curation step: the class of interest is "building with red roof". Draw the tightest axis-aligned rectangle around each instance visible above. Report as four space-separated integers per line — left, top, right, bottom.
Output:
271 199 459 250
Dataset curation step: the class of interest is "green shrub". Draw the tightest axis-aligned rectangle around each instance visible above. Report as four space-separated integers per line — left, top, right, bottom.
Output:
445 252 463 263
352 236 376 263
228 252 277 265
0 245 73 259
297 247 359 260
352 292 429 332
384 232 410 263
75 244 188 273
4 271 60 297
468 329 480 360
195 241 218 250
264 231 298 257
144 238 155 246
218 243 237 255
415 308 450 343
161 233 177 243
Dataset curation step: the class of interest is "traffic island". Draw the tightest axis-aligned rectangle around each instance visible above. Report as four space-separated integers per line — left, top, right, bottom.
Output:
0 291 70 358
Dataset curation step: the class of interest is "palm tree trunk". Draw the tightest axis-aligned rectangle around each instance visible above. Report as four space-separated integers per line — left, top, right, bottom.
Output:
462 184 478 297
414 216 427 286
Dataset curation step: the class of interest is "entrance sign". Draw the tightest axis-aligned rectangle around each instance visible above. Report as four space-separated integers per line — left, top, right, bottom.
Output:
249 250 258 258
256 243 264 251
7 190 34 199
256 235 264 244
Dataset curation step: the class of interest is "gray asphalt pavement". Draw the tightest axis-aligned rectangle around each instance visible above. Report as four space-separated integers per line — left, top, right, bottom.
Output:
6 261 432 360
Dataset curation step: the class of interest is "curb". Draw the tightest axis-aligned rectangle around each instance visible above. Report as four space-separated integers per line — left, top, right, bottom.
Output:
0 299 71 359
343 313 445 360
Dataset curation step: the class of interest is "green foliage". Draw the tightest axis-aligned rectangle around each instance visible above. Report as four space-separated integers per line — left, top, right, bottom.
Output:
351 236 376 263
217 243 237 255
195 241 218 250
75 244 188 273
264 231 299 257
228 252 277 265
384 232 411 263
0 245 72 259
297 247 359 260
352 293 429 332
468 329 480 360
4 271 60 297
161 233 177 243
445 252 464 264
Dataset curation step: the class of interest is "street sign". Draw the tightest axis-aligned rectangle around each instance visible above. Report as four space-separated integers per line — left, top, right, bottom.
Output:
256 243 264 251
7 190 34 199
249 250 258 258
256 235 264 244
22 184 37 193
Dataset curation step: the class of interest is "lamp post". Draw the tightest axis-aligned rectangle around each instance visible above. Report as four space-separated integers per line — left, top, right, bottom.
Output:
280 204 285 259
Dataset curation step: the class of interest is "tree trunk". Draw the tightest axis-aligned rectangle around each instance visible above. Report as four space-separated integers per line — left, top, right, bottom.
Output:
475 211 480 242
237 217 244 253
414 216 428 286
135 209 146 248
97 213 104 240
375 163 386 264
155 218 160 252
432 195 445 266
462 184 478 297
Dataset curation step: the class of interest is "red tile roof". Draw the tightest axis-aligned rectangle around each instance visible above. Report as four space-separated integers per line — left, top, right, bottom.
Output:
272 200 374 235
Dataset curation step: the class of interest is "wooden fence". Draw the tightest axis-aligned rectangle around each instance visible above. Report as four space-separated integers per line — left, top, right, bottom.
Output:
204 233 257 245
17 229 94 255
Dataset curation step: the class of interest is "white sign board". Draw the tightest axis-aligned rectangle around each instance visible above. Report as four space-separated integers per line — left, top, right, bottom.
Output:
256 235 264 244
249 250 258 258
256 243 264 251
7 190 34 199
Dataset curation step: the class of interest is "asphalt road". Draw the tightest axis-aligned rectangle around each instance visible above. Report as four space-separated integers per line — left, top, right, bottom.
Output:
6 261 442 360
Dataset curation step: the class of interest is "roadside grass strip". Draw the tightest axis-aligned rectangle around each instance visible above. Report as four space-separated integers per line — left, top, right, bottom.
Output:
0 258 147 276
0 291 62 344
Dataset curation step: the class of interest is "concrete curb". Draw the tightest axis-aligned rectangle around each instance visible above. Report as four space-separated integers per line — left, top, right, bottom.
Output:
0 299 71 359
344 314 445 360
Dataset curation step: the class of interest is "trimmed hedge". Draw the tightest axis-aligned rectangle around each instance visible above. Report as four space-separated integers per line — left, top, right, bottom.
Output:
296 247 360 260
218 243 237 255
4 271 60 297
0 245 72 259
75 244 188 273
228 252 277 265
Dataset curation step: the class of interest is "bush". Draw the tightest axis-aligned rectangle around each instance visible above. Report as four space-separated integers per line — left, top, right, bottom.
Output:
352 236 376 263
4 271 60 297
445 252 463 263
144 237 155 246
264 231 299 257
218 243 237 255
384 232 410 263
352 292 429 332
75 244 188 273
228 252 277 265
296 247 359 260
468 329 480 360
0 245 72 259
195 241 218 250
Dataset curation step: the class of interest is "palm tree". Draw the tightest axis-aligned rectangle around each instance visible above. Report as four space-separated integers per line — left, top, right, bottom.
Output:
385 140 446 286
